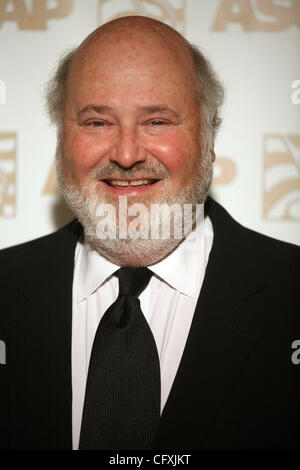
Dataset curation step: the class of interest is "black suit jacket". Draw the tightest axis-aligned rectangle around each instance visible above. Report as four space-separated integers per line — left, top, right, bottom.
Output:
0 198 299 449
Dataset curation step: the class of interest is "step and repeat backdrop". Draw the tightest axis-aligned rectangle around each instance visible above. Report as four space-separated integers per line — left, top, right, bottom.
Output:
0 0 299 249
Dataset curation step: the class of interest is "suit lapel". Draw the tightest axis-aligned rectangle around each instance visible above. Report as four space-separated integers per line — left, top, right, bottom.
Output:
11 220 81 449
152 198 267 449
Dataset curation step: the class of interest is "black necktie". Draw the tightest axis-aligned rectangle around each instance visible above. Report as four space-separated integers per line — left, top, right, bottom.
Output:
79 267 161 450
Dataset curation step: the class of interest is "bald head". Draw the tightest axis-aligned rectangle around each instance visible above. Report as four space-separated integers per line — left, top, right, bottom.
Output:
46 16 224 140
81 15 188 46
67 16 198 112
76 16 193 65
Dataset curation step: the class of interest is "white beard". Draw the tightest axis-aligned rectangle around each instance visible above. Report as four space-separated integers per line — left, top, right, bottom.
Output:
55 142 213 267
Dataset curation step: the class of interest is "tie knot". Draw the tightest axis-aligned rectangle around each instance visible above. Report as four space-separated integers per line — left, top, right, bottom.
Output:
115 267 152 297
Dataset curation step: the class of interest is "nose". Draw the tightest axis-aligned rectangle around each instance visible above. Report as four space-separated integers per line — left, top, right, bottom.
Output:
109 125 146 168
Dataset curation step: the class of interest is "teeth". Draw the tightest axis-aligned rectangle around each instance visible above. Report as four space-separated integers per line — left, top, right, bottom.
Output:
109 179 153 187
130 180 151 186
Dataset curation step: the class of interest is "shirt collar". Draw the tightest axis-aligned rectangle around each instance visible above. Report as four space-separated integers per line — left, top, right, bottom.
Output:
149 204 206 298
76 204 206 302
76 243 119 302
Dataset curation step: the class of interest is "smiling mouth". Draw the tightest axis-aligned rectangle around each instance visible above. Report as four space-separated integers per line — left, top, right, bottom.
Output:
103 179 159 187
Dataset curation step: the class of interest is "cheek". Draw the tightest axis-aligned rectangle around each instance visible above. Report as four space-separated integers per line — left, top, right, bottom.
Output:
155 131 201 180
62 130 109 178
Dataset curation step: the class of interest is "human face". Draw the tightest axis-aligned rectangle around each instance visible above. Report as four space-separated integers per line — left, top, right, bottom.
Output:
61 27 204 209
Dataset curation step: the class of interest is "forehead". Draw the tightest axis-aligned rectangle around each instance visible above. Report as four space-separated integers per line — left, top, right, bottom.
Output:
67 26 197 110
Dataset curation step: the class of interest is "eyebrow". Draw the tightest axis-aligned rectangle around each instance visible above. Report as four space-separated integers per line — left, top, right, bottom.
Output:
139 106 180 118
78 105 113 117
78 104 180 119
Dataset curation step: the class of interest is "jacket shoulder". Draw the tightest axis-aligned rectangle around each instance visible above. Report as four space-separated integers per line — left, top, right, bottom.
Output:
205 197 300 288
207 197 300 255
0 219 82 277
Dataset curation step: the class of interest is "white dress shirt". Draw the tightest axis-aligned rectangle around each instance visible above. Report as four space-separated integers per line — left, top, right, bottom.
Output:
71 205 214 449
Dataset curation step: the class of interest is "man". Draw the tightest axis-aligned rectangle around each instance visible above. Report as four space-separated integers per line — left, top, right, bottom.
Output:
0 16 299 450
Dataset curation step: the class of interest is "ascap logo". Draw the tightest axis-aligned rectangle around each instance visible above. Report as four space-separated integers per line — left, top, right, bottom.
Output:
213 156 237 185
43 155 237 196
263 134 300 220
0 132 17 217
98 0 186 33
212 0 300 32
0 79 5 104
0 0 73 30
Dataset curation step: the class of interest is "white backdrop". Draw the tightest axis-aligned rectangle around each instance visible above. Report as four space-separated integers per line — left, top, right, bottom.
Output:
0 0 299 250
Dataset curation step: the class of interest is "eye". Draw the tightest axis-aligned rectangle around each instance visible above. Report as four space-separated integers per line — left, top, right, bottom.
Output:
149 120 167 126
87 121 106 127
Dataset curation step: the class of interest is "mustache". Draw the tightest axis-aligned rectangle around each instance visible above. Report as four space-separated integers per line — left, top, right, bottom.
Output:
88 162 169 181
